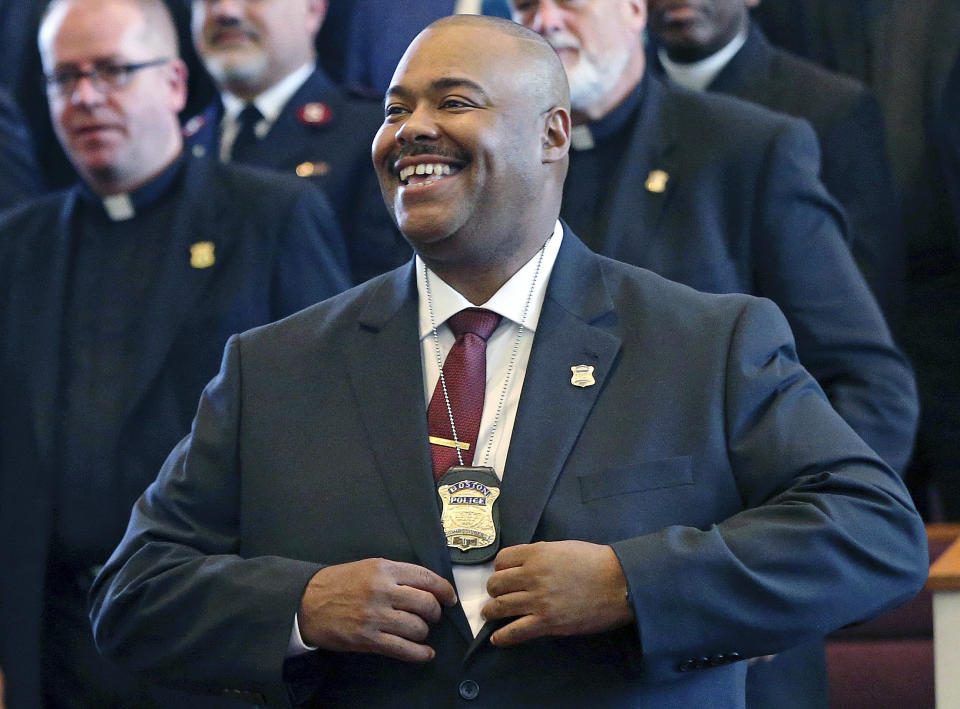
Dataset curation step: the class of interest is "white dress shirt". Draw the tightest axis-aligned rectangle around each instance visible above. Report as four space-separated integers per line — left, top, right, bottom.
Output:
417 221 563 635
290 221 563 652
219 62 315 162
658 27 748 91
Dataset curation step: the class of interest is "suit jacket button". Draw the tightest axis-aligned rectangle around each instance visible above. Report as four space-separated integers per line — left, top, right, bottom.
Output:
727 652 743 661
459 679 480 700
709 655 726 667
678 660 693 672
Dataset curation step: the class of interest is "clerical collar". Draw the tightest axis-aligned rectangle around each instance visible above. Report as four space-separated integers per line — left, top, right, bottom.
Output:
658 26 748 91
221 62 316 129
76 152 188 222
572 77 646 151
417 220 565 339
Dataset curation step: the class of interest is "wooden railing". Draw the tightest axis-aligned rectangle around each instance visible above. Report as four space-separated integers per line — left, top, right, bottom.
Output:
927 524 960 708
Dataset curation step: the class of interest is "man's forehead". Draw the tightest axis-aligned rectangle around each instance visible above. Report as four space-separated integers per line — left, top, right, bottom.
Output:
390 25 523 92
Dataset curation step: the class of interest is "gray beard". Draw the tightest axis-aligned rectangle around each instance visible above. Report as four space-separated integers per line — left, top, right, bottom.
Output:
566 45 631 114
202 51 269 92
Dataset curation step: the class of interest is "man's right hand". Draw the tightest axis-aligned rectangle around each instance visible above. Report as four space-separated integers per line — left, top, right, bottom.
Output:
298 559 458 663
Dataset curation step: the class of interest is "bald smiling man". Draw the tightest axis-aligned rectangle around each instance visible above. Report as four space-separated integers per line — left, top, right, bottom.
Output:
90 16 926 709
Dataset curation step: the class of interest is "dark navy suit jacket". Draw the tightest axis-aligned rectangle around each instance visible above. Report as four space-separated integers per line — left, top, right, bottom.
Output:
568 74 919 708
0 156 350 709
186 67 409 284
88 230 926 708
659 22 903 319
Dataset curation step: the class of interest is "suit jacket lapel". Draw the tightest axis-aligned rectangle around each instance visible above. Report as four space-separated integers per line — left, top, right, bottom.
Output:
708 22 772 96
255 69 336 165
464 232 622 657
602 75 680 266
118 157 225 425
345 265 473 642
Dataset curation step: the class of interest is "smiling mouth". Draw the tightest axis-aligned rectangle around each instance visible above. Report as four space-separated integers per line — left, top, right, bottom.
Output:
398 162 461 186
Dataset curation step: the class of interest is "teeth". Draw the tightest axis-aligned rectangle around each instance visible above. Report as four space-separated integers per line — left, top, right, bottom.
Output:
399 163 454 183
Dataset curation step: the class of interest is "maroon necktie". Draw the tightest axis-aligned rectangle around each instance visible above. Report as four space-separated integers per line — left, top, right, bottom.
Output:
427 308 502 481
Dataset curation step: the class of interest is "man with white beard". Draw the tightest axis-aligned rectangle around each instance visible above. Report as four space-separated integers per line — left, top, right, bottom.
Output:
509 1 919 706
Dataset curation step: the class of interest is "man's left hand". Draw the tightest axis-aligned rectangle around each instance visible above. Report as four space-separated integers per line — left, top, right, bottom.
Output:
482 541 634 647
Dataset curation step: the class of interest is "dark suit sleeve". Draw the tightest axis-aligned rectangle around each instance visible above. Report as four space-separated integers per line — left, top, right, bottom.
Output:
270 183 352 318
818 91 905 318
611 297 926 682
751 119 918 473
89 337 320 709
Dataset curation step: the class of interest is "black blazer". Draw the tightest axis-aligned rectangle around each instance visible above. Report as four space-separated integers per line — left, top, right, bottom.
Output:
674 22 904 318
0 155 351 709
565 75 917 476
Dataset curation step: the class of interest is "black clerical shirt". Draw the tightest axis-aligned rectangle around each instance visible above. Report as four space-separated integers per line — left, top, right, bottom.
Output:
561 78 646 250
55 157 186 568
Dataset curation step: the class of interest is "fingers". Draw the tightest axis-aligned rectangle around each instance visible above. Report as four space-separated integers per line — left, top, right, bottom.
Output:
493 544 529 571
375 630 437 663
298 558 460 662
485 566 528 598
391 561 459 607
489 614 543 647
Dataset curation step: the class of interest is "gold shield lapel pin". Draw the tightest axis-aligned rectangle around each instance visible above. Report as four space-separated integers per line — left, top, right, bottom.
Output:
295 161 331 178
190 241 216 269
570 364 596 388
645 169 669 194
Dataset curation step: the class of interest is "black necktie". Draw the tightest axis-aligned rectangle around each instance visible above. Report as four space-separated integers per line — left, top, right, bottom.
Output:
230 103 263 161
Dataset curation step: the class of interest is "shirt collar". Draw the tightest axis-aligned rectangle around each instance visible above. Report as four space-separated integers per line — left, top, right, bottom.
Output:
417 220 564 339
573 76 646 151
658 26 748 91
76 151 187 222
221 62 315 126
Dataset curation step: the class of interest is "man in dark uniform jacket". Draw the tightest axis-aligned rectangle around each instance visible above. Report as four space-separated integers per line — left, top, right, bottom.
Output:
509 1 918 707
0 87 42 212
646 1 903 321
0 1 350 707
186 0 408 283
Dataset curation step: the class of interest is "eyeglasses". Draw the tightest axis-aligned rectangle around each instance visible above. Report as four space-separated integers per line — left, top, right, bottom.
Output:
44 58 171 96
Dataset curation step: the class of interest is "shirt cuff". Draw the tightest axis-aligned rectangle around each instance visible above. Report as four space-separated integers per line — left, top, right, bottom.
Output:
287 613 319 657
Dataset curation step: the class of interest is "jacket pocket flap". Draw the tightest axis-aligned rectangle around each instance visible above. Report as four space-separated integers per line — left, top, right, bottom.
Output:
579 456 693 502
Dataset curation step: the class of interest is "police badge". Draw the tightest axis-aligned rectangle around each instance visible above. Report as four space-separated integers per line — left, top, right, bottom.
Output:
436 466 502 564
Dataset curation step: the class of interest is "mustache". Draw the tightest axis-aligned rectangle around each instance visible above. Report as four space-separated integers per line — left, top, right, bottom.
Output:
544 30 581 52
390 143 470 165
208 16 258 41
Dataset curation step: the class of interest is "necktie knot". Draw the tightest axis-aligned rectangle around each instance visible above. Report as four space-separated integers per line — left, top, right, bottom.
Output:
447 308 501 342
237 103 263 129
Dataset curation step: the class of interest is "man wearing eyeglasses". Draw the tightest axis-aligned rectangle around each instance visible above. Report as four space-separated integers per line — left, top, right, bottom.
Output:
187 0 410 284
0 0 350 707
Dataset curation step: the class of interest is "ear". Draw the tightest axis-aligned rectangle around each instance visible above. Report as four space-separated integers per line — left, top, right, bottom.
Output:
307 0 327 35
167 58 189 114
623 0 647 33
541 105 571 164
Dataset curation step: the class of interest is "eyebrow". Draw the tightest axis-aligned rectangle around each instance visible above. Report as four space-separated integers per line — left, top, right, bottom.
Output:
385 77 490 102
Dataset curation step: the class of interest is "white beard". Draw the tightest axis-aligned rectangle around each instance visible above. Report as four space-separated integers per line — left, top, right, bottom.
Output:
547 30 632 114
